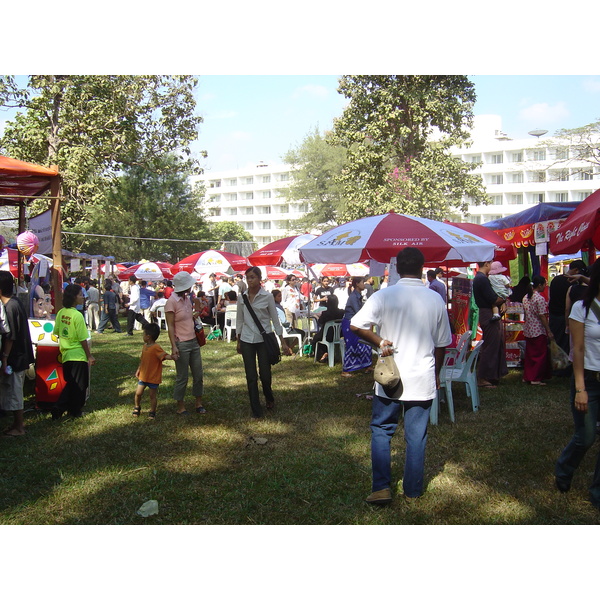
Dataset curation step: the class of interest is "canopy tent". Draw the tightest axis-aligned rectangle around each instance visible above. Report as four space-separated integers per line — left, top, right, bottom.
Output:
482 202 582 286
0 155 63 308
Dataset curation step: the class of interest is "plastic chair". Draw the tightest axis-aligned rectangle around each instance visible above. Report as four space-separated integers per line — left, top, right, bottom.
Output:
276 330 303 356
155 306 168 331
223 305 237 342
313 320 342 367
297 316 318 344
433 340 483 425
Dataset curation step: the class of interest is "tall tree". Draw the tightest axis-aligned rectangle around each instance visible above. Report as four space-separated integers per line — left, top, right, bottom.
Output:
330 75 488 221
544 120 600 176
209 221 254 243
0 75 204 227
77 154 209 263
283 127 347 230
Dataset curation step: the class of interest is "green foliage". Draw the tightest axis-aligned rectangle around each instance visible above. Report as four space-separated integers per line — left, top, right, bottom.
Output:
331 75 489 221
283 127 347 229
77 155 209 262
0 75 204 228
209 221 254 243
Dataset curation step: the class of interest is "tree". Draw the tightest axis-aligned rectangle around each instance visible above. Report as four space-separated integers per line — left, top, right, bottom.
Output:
544 120 600 179
282 127 347 230
0 75 204 227
77 154 209 263
209 221 254 243
330 75 489 221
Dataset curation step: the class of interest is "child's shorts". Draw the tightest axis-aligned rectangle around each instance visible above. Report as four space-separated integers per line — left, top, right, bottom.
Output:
137 380 159 390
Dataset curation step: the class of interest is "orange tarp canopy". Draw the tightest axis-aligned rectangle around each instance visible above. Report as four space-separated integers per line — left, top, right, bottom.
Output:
0 155 60 205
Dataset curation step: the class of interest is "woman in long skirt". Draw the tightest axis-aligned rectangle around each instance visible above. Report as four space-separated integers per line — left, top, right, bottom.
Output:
341 277 373 377
522 275 553 385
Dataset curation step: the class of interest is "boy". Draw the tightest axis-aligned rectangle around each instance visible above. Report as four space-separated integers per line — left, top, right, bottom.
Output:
133 323 173 419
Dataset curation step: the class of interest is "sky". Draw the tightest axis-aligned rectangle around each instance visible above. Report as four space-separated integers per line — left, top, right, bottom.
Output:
192 74 600 173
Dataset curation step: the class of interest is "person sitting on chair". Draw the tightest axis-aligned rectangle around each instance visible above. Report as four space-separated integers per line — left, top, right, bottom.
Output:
311 295 345 362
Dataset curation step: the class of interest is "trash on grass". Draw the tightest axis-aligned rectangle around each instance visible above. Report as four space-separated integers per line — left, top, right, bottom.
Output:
137 499 159 517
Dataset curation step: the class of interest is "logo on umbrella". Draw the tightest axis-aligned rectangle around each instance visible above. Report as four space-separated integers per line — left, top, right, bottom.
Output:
317 230 362 247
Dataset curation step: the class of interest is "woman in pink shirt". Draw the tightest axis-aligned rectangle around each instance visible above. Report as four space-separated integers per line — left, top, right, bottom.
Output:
165 271 206 415
522 275 554 385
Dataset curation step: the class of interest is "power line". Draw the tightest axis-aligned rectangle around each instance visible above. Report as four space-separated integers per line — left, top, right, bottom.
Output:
62 231 225 244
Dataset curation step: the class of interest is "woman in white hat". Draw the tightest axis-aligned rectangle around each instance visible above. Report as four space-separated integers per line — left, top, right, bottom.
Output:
165 271 206 415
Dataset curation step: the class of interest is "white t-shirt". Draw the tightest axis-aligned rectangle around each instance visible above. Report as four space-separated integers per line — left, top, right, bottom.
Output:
351 278 452 401
569 299 600 371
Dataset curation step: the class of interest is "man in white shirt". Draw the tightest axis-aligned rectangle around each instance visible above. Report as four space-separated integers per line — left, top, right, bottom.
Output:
125 276 147 335
351 248 451 505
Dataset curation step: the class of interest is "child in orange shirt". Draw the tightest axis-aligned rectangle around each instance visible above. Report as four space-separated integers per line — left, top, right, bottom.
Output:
133 322 173 419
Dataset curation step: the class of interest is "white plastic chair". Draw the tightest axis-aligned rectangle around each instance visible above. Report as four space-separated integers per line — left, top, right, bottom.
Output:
155 306 168 331
432 339 483 425
297 316 319 344
223 305 237 342
314 320 343 367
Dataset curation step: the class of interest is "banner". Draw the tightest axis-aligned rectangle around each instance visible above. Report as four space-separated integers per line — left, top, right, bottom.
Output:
29 209 53 255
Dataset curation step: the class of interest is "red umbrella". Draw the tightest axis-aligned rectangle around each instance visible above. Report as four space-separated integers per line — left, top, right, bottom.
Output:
259 266 303 280
550 189 600 256
447 221 517 261
172 250 248 274
247 234 317 267
118 261 174 281
318 263 370 277
300 212 495 266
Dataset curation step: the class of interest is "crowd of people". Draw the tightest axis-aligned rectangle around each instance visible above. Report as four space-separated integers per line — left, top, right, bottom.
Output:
2 254 600 511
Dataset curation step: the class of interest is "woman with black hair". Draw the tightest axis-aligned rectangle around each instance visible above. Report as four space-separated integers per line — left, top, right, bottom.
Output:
555 260 600 507
341 277 373 377
522 275 553 385
236 266 291 418
52 284 95 419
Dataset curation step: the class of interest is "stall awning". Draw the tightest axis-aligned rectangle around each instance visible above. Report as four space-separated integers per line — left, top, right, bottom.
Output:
0 155 60 205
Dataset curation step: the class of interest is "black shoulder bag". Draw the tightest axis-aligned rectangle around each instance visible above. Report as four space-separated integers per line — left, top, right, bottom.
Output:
242 293 281 365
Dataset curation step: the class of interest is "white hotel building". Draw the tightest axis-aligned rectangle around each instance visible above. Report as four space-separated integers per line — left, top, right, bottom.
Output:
193 115 600 246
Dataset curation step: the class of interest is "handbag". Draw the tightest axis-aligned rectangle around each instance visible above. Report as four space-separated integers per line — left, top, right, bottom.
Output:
242 294 281 365
194 324 207 347
374 352 403 398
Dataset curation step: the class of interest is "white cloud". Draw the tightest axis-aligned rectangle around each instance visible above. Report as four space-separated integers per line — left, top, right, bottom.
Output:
582 78 600 93
292 84 330 100
518 101 570 124
230 130 252 141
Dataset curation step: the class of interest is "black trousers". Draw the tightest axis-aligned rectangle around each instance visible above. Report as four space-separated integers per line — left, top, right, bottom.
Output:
239 340 275 417
52 361 89 417
127 310 149 334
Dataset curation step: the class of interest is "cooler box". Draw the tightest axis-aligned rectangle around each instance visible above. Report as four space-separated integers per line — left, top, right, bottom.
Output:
28 319 66 409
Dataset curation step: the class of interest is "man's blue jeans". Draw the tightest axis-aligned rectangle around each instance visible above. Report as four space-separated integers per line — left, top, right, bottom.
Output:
555 374 600 506
371 395 432 498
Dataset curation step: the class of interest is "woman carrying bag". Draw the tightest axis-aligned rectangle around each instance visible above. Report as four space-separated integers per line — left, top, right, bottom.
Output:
555 260 600 507
236 266 292 418
165 271 206 416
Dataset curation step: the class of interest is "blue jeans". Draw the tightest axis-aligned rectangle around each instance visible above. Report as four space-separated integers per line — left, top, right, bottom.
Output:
555 374 600 506
371 395 432 498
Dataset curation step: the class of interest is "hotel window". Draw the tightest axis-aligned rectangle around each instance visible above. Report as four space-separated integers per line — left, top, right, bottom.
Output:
243 222 254 230
228 207 237 216
576 169 594 180
490 153 503 164
226 193 237 202
508 194 523 205
529 193 544 204
577 191 592 201
490 174 503 185
555 192 569 202
533 150 546 161
486 215 502 223
209 208 221 217
470 154 482 163
243 207 254 215
209 180 221 188
278 205 289 214
262 175 271 183
511 152 523 162
209 195 219 203
511 173 523 183
554 147 568 160
552 170 569 182
259 221 271 230
533 171 546 182
262 191 271 199
258 206 271 215
244 177 253 185
469 215 481 224
490 195 503 205
227 178 237 186
245 192 254 200
278 173 290 182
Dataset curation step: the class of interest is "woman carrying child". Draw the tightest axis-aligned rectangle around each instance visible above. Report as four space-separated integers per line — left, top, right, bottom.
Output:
488 261 512 321
132 322 173 419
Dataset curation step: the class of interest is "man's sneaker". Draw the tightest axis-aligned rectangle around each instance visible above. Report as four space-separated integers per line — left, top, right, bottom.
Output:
491 314 501 321
365 488 392 506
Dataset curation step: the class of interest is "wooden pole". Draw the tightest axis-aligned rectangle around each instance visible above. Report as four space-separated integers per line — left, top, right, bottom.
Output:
49 168 63 311
17 202 26 284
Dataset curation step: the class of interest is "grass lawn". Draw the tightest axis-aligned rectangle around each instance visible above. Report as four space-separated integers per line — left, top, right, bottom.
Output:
1 323 599 525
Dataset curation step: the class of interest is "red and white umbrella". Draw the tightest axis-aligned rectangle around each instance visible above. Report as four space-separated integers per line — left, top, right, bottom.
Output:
550 188 600 256
100 262 128 275
258 266 304 280
172 250 248 275
247 233 317 267
118 261 174 281
447 221 517 261
314 263 370 277
300 212 495 266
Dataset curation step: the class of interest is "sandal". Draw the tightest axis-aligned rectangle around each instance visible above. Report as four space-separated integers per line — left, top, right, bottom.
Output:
132 406 141 417
195 406 207 414
148 411 156 419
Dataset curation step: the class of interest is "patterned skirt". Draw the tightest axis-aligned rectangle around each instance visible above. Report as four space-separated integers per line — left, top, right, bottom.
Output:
341 317 373 373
